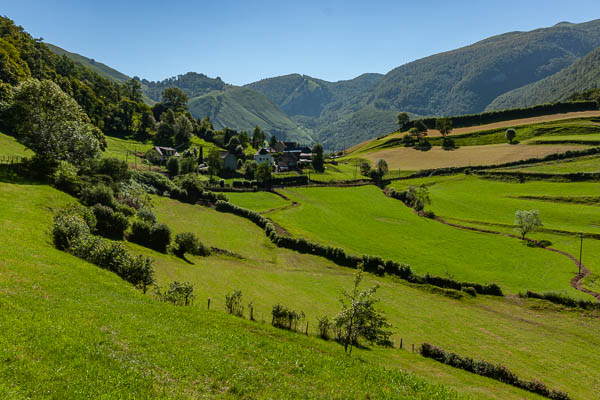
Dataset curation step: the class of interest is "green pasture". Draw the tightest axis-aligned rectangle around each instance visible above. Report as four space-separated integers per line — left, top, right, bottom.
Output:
0 132 32 157
390 174 600 295
225 191 290 212
231 186 581 297
494 154 600 174
150 192 600 399
348 118 600 155
0 179 471 400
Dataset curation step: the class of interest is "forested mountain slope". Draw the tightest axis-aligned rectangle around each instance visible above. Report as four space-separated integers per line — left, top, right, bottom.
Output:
487 46 600 110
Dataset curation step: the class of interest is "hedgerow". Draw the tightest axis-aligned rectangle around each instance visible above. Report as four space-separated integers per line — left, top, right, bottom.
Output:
519 291 600 310
404 101 598 131
215 200 503 296
128 220 172 253
420 343 570 399
52 211 154 292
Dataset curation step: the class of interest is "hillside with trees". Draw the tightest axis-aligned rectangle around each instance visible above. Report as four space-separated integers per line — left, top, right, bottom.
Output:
486 46 600 110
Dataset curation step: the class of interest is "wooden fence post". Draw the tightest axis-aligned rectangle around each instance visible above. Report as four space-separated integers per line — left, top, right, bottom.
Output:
305 321 309 335
207 298 211 310
400 338 403 349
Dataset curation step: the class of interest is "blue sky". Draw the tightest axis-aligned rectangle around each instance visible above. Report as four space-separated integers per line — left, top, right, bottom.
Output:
4 1 600 85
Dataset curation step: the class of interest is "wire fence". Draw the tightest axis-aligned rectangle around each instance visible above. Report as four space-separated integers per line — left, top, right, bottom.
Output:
0 155 25 165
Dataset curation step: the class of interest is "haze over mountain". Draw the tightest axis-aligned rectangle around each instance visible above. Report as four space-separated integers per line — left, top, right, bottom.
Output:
48 18 600 150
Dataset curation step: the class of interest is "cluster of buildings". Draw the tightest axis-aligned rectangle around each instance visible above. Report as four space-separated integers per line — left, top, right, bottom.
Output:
254 141 312 172
147 140 312 173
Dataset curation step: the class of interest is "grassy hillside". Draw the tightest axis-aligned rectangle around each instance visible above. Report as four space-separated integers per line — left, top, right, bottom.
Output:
189 86 314 143
46 43 131 84
0 178 473 399
161 188 600 399
249 186 581 296
0 132 32 157
488 46 600 110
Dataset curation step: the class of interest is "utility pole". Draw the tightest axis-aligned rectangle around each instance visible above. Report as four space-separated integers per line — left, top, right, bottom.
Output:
578 233 583 275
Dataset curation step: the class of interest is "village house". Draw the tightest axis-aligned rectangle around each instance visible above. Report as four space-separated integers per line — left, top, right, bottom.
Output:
277 151 299 171
254 148 274 165
146 146 180 162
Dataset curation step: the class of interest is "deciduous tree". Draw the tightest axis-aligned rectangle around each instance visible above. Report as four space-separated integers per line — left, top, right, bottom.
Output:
514 209 542 239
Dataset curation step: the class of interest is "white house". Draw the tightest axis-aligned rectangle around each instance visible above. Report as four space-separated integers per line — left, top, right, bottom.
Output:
254 148 274 165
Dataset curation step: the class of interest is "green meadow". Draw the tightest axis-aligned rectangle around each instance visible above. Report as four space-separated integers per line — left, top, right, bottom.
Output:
241 185 582 297
495 154 600 174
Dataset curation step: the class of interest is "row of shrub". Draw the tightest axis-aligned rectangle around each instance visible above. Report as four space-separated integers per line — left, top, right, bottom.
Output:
520 291 600 310
215 201 503 296
272 303 306 331
395 146 600 181
404 101 598 131
269 175 309 187
420 343 570 399
130 170 228 204
474 170 600 182
52 207 155 292
232 179 258 188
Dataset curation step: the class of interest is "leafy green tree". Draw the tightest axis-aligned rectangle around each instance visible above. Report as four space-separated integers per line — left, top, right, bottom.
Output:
239 131 250 147
506 128 517 144
9 79 105 166
140 109 156 134
410 120 428 139
174 114 194 146
0 37 31 84
397 112 409 130
121 78 143 103
514 210 542 239
207 147 223 177
435 117 452 137
360 160 371 176
333 266 392 354
376 159 388 176
161 87 188 112
269 134 278 148
312 143 325 172
252 125 266 148
166 157 180 177
255 162 272 185
244 160 257 180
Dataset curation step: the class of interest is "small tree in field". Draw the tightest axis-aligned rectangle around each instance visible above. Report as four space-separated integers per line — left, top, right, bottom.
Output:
333 265 392 355
505 128 516 144
435 117 452 137
397 112 409 130
514 210 542 239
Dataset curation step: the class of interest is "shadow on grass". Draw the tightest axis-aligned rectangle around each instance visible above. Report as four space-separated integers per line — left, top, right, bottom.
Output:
0 165 48 185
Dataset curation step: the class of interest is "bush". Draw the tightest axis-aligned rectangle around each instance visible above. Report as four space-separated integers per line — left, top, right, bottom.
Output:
128 220 172 253
155 281 195 305
271 303 305 331
82 158 130 183
225 290 244 317
462 287 477 297
419 343 571 399
79 184 118 208
173 232 210 257
52 213 91 250
150 223 172 253
66 229 154 291
423 210 436 219
166 157 180 177
92 204 129 239
137 206 157 224
116 203 136 217
442 136 455 150
520 291 600 310
53 161 80 193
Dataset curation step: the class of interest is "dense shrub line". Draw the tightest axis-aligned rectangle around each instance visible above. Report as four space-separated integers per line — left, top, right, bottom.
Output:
52 211 155 292
394 147 600 180
129 220 173 253
130 170 227 204
474 170 600 182
268 175 309 187
215 201 503 296
404 101 598 131
420 343 570 399
232 179 258 188
520 291 600 310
